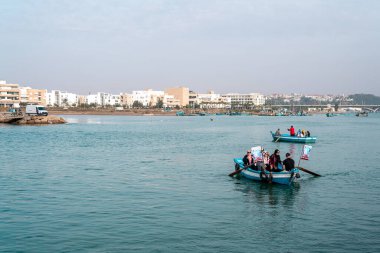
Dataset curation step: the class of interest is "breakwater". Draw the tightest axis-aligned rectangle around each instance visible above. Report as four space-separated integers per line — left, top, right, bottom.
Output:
0 114 66 124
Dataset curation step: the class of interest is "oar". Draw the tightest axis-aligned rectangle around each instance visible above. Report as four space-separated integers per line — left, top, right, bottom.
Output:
275 136 281 142
228 165 249 177
295 166 321 177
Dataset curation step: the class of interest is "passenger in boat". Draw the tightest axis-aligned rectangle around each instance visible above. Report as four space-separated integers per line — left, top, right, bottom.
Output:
301 129 305 137
269 149 282 172
275 128 281 136
283 153 295 171
297 129 303 137
243 150 257 170
288 125 295 136
306 130 311 137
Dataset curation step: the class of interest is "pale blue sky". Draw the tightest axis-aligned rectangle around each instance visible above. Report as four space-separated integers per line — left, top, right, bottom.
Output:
1 0 379 95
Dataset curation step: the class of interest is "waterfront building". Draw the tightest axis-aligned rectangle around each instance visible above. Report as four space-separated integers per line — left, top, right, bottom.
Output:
163 94 181 108
196 91 231 109
19 87 47 106
85 92 120 107
77 95 86 106
222 93 266 108
120 93 133 108
0 81 20 107
165 87 189 107
47 90 78 107
108 94 121 106
132 89 164 107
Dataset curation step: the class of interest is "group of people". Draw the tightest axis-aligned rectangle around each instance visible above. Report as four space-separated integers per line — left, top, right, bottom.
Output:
275 126 311 138
242 148 295 174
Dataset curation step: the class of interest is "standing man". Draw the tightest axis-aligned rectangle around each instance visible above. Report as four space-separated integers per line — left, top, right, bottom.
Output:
288 125 295 136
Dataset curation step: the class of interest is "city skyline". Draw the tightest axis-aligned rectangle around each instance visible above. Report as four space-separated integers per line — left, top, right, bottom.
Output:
1 0 380 95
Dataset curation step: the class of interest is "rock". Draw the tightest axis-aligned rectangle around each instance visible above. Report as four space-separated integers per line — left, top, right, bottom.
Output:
14 115 66 125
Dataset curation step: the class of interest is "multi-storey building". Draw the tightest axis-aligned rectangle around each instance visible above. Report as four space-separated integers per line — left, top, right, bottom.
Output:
19 87 47 106
163 94 180 108
222 93 266 107
120 93 133 108
0 81 20 107
132 89 164 107
165 87 189 107
85 92 121 107
46 90 78 107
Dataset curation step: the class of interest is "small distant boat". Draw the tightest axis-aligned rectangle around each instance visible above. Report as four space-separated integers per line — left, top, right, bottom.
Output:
326 112 337 117
228 111 242 116
176 111 185 116
232 158 300 185
356 111 368 117
271 131 317 143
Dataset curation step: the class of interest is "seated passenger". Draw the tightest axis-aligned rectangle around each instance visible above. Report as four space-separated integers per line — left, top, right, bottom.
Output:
282 153 295 171
306 130 311 137
243 150 258 170
275 128 281 136
269 149 283 172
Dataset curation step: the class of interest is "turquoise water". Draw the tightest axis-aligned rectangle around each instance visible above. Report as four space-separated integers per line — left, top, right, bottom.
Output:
1 114 380 252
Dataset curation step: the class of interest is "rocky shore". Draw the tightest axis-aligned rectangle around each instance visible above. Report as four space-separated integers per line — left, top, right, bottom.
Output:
15 115 66 125
0 114 66 124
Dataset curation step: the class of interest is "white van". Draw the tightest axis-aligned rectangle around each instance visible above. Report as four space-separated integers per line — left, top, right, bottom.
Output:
26 105 48 116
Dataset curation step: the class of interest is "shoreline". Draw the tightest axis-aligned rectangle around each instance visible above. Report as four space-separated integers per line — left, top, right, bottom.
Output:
49 110 177 116
48 109 345 116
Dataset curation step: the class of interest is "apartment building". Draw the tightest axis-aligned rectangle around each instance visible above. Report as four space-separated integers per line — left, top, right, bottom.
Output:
165 87 189 107
19 87 47 106
190 91 231 109
0 81 20 107
47 90 78 107
222 93 266 106
120 93 133 108
132 89 164 107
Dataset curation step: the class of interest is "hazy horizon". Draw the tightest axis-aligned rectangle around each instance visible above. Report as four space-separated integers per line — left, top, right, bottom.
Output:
1 0 379 95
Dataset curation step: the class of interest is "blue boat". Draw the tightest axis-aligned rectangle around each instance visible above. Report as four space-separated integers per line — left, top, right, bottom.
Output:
271 131 317 143
233 158 300 185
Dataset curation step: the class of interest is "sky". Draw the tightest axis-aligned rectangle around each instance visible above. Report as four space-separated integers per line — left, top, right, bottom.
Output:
0 0 379 95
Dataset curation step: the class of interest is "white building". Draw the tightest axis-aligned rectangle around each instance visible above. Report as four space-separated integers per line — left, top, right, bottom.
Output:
163 94 180 108
85 92 121 106
222 93 266 106
46 90 78 107
196 92 231 109
132 89 164 107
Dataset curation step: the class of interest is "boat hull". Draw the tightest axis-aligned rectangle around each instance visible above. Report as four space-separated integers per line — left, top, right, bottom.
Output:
233 158 299 185
271 132 316 143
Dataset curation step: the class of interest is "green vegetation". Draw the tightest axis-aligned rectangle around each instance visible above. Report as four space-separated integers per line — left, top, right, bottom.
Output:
347 94 380 105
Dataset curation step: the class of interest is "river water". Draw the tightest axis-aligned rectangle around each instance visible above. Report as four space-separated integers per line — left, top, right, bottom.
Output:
1 114 379 252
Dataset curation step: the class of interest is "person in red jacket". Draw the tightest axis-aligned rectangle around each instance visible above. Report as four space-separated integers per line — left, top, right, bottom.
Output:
288 125 295 136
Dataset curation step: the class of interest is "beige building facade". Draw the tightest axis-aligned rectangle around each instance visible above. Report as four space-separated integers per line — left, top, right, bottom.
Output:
165 87 189 107
20 87 47 106
0 81 20 107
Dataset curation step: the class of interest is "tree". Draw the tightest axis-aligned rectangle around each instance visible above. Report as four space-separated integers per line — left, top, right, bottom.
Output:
132 101 144 108
155 98 164 108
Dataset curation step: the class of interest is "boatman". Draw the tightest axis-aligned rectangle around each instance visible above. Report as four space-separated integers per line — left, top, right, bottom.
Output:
288 125 295 136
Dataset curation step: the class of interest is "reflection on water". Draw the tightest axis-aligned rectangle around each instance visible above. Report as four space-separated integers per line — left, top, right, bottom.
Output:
233 177 301 209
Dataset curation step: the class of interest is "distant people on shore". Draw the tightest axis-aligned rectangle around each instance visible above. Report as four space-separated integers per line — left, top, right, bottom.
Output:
283 153 295 171
288 125 295 136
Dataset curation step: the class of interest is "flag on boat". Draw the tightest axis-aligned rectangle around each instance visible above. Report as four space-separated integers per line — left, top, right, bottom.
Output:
301 145 312 160
251 146 263 162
